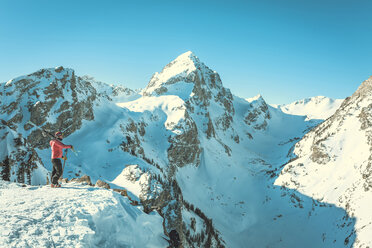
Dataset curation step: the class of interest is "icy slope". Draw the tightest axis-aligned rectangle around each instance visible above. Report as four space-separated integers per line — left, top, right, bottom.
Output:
272 96 343 120
0 180 166 248
275 76 372 247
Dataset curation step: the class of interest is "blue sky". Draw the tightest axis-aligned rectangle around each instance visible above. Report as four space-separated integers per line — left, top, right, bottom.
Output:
1 0 371 104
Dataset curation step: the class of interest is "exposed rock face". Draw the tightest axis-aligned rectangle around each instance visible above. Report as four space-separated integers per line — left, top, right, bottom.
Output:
244 94 271 130
120 119 146 158
142 178 224 248
167 111 201 170
70 175 92 185
95 179 110 189
275 76 372 247
112 188 128 196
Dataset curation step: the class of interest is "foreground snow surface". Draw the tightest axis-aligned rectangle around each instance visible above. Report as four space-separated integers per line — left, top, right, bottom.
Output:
0 181 166 248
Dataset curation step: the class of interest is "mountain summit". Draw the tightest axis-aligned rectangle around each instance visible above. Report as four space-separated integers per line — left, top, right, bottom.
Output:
142 51 223 100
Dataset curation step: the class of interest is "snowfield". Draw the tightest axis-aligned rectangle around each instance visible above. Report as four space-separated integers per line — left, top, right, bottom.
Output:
0 180 167 248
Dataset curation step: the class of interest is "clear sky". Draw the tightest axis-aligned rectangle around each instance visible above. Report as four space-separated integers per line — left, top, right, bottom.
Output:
1 0 371 104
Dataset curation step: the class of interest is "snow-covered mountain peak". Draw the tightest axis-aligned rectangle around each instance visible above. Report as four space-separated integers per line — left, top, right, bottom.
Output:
246 94 264 103
173 50 199 64
243 94 273 131
4 66 74 88
30 66 75 79
147 51 199 85
245 94 269 115
142 51 223 99
160 51 202 77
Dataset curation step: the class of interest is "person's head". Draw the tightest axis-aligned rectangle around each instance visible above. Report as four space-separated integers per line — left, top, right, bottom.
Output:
55 131 63 140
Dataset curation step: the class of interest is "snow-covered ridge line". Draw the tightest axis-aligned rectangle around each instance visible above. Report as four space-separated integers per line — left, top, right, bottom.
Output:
271 96 344 120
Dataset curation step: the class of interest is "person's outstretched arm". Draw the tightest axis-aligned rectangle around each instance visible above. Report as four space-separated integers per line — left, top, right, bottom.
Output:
54 139 73 149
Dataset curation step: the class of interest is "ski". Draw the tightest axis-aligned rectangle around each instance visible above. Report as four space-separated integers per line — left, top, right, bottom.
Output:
27 120 79 156
26 120 55 139
61 149 68 180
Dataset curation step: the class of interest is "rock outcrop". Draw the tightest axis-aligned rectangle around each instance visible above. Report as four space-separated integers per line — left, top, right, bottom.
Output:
95 179 110 189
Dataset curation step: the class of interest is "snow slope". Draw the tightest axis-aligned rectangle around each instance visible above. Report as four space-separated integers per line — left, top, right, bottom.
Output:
0 180 167 248
173 97 354 248
272 96 343 120
275 76 372 247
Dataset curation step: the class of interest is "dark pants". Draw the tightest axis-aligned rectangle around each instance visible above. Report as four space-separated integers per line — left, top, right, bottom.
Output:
51 158 62 184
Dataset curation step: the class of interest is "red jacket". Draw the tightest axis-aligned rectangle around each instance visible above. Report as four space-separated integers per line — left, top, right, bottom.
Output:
50 139 72 159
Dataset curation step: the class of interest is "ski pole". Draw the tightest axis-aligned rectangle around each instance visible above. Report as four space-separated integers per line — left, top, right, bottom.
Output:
26 120 55 139
61 149 68 180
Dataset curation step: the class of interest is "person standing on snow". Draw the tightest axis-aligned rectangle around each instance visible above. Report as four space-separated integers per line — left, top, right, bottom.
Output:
50 131 73 188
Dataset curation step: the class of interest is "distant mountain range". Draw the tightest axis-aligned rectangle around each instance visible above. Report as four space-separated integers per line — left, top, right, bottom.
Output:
271 96 344 120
